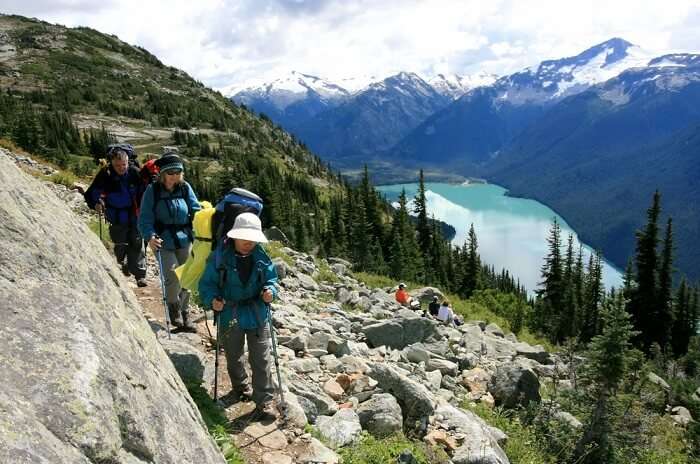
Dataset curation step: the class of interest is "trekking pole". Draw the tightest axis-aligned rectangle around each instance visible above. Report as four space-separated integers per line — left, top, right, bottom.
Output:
267 303 286 412
155 247 171 339
213 308 221 402
98 210 103 242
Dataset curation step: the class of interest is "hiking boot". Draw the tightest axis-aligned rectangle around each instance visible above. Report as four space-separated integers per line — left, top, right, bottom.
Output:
136 278 147 287
181 310 196 332
219 385 252 407
251 401 278 421
121 262 131 277
168 303 183 328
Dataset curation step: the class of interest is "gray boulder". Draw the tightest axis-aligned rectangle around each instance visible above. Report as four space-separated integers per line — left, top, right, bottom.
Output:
356 393 403 437
0 154 224 463
266 226 289 244
515 342 552 365
161 336 207 383
363 316 439 350
316 409 362 449
489 363 541 408
435 403 509 464
367 363 435 422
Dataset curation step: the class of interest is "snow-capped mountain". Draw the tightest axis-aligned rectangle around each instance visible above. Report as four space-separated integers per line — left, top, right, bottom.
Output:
492 37 651 104
390 38 655 167
231 70 349 109
292 72 450 159
428 72 498 99
229 71 351 132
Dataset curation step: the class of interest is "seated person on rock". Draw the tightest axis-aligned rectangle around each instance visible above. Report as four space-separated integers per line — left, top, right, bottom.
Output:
437 300 455 325
395 282 413 306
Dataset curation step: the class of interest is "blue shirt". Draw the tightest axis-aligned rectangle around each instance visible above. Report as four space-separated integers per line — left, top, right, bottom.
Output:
138 181 201 250
198 244 278 330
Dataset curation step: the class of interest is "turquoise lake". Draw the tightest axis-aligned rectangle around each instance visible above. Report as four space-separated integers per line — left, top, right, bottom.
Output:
377 182 623 294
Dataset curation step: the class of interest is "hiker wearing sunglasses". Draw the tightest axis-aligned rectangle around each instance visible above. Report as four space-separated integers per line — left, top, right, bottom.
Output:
138 152 201 331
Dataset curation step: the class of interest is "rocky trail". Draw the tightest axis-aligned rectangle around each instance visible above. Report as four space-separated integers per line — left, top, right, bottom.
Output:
6 147 578 464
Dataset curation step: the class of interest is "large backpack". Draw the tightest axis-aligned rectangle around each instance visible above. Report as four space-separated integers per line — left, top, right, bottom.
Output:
210 188 264 250
107 143 139 168
173 188 263 292
139 158 160 187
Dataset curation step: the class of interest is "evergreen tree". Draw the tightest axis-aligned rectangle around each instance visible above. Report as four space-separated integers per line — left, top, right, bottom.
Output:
460 223 480 298
413 169 431 275
657 217 674 351
671 278 690 357
575 291 637 464
580 250 604 343
534 218 564 341
631 190 661 351
389 190 420 281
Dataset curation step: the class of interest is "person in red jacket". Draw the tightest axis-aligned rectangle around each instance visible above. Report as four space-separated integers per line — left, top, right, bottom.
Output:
395 283 411 305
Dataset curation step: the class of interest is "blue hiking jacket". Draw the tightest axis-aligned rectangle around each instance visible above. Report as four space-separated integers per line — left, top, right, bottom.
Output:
138 181 201 250
198 243 278 331
85 166 142 225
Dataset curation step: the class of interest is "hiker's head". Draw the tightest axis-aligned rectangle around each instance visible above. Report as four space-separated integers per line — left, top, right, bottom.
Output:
110 149 129 175
441 299 450 307
156 153 184 190
398 283 406 290
227 212 268 254
433 295 439 302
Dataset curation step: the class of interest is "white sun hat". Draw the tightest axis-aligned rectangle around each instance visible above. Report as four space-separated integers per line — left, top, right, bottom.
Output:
226 212 268 243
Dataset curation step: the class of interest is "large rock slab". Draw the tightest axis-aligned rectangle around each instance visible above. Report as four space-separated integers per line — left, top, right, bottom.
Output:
435 403 509 464
367 363 435 422
0 153 224 463
489 362 541 408
356 393 403 438
316 409 362 449
363 316 439 350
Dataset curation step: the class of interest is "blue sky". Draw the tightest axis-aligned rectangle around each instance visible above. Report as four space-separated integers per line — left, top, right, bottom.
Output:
3 0 700 91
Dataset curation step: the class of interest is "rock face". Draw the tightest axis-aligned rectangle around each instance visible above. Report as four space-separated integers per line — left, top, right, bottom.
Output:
489 362 541 408
0 154 224 463
363 313 439 349
356 393 403 438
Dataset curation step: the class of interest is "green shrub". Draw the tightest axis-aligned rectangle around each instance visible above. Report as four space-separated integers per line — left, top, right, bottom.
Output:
48 170 78 188
338 432 449 464
186 381 244 464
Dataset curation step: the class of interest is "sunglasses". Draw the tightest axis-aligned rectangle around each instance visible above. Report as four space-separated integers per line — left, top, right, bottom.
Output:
165 169 183 175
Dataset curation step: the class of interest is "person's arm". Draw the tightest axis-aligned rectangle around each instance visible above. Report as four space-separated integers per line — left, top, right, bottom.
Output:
138 184 156 240
261 260 279 302
198 256 220 310
85 169 108 209
185 182 202 213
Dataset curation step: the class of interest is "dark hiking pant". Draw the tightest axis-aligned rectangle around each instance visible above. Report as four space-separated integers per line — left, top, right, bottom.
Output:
158 246 191 307
109 223 146 279
221 323 274 406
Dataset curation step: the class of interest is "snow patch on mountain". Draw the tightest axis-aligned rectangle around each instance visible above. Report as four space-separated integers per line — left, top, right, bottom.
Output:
428 72 498 99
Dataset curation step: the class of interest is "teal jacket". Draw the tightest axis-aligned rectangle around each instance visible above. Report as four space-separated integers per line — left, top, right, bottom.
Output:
198 243 278 330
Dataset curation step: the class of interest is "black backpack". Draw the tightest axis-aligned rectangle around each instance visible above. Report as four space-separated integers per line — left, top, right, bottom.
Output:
210 188 264 250
107 143 139 168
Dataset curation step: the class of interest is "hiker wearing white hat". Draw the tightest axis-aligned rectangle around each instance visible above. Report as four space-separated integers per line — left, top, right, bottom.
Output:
199 211 278 419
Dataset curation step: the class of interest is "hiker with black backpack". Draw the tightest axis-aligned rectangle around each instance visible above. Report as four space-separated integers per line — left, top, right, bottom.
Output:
138 152 201 332
84 146 147 286
198 212 279 419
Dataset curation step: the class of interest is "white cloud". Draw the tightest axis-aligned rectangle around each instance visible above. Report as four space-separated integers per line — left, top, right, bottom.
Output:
2 0 699 92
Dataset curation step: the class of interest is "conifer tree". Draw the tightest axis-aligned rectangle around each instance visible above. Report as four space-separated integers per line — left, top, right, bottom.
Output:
534 218 564 340
580 250 604 343
414 170 431 260
575 291 637 464
460 223 480 298
657 218 674 351
631 191 661 351
671 278 690 357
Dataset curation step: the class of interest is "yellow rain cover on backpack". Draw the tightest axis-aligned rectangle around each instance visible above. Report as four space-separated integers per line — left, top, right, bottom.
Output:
174 201 214 292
